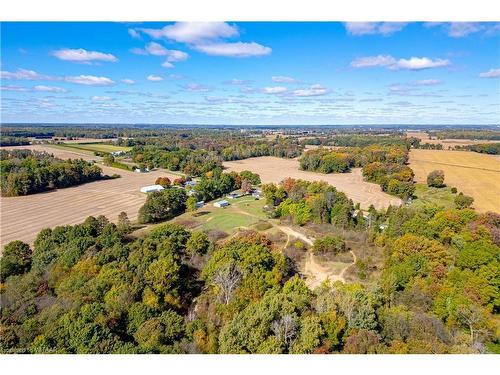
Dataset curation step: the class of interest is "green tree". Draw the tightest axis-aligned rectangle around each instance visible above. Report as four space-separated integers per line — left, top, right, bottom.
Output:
427 170 445 188
0 240 32 282
186 231 210 256
455 192 474 209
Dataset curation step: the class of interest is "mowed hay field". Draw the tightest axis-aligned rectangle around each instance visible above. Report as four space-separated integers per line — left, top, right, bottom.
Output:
223 156 402 210
406 131 500 150
0 145 179 249
409 149 500 213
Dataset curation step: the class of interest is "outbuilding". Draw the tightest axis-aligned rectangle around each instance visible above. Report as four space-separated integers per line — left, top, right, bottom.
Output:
140 184 165 194
214 200 230 208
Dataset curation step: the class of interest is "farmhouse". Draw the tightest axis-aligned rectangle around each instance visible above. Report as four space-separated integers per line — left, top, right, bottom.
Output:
140 185 165 194
214 200 230 208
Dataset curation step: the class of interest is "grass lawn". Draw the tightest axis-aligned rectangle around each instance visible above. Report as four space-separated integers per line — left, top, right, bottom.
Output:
411 183 456 210
172 195 267 233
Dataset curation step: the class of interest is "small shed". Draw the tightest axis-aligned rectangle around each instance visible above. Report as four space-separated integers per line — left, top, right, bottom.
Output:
214 200 230 208
140 185 165 194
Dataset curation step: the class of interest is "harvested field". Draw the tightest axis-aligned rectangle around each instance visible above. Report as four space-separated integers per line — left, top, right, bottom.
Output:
223 156 401 210
409 149 500 213
406 131 500 150
0 145 179 249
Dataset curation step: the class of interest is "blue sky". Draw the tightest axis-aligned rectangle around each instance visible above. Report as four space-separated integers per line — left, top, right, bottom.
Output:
1 22 499 125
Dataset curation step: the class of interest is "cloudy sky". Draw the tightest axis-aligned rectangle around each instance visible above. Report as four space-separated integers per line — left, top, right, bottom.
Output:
1 22 499 125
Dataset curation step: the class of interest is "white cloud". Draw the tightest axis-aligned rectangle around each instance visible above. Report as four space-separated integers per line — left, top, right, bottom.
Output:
1 85 27 92
448 23 483 37
121 78 135 84
272 76 296 83
351 55 450 70
144 42 188 62
161 61 174 69
64 75 115 86
92 96 112 101
135 22 271 59
396 57 450 70
224 78 250 85
147 74 163 82
33 85 67 92
51 48 117 63
293 84 329 97
1 68 49 80
139 22 238 44
128 28 141 39
351 55 396 68
425 22 500 38
193 42 271 57
184 83 211 92
262 86 288 94
412 79 442 86
479 68 500 78
344 22 407 36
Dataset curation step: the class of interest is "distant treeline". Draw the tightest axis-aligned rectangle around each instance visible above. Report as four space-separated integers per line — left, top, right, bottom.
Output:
454 143 500 155
432 130 500 141
0 149 103 196
0 137 30 147
299 134 408 148
130 136 303 177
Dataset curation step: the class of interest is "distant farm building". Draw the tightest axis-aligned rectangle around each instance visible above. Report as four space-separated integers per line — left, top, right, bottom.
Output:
195 201 205 208
111 151 125 157
214 200 230 208
140 185 165 194
226 192 242 199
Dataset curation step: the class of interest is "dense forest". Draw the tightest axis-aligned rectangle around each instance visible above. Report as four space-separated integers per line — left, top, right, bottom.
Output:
1 200 498 353
0 149 103 196
262 178 360 227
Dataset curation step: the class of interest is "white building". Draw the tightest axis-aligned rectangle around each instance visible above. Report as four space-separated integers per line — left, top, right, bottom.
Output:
214 200 230 208
140 185 165 194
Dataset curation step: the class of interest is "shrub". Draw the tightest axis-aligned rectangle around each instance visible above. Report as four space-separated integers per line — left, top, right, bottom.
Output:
427 170 445 188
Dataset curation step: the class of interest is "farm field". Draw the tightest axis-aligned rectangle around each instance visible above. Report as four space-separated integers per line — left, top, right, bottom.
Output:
51 142 132 154
223 156 402 210
407 131 500 150
409 149 500 213
0 145 179 249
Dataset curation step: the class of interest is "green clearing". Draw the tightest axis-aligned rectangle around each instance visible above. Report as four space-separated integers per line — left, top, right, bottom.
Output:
411 183 456 210
173 195 267 233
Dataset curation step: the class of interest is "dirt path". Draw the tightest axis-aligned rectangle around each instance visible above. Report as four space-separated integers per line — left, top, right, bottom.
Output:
275 224 356 288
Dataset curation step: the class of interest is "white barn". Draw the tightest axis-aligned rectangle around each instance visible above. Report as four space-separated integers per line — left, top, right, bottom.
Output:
140 185 165 194
213 200 230 208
